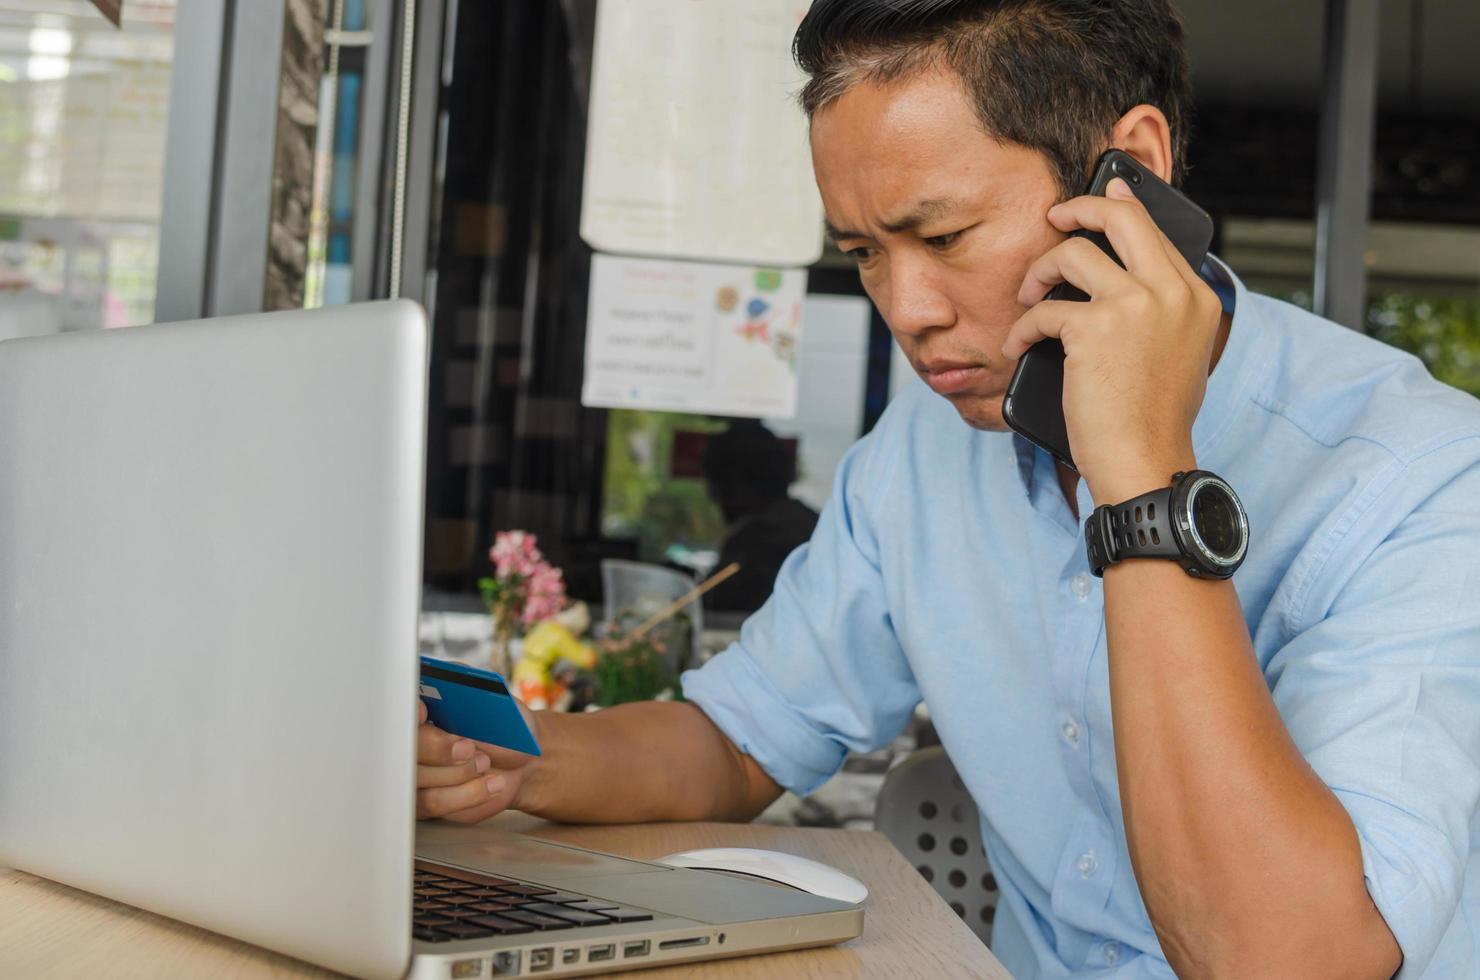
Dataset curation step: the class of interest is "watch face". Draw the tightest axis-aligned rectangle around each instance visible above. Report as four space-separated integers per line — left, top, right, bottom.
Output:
1189 481 1244 562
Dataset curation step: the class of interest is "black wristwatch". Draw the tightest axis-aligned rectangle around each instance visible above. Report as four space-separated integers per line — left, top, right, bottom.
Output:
1084 470 1249 579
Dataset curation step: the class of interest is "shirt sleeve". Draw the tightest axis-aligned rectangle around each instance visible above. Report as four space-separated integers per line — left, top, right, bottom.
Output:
680 428 921 797
1267 453 1480 978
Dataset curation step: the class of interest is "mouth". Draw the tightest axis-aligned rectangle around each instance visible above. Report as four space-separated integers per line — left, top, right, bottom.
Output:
918 360 989 396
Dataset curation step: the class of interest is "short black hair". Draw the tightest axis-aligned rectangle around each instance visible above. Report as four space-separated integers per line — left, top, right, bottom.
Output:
793 0 1193 197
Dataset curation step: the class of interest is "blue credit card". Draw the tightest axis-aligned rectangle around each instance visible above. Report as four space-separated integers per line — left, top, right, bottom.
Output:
418 656 541 756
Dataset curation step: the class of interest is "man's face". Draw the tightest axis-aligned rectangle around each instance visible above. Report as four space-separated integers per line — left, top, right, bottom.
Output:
810 68 1065 431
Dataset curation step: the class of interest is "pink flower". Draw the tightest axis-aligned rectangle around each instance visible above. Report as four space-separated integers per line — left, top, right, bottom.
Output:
487 530 566 626
521 565 566 625
490 530 547 580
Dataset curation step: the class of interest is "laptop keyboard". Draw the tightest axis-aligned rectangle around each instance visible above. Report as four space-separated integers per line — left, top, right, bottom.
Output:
412 861 655 944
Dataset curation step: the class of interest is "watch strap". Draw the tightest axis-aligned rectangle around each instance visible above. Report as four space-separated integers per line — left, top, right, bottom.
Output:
1085 484 1182 576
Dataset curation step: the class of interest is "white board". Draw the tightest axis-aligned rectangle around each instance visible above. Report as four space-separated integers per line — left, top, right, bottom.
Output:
581 253 806 418
580 0 824 267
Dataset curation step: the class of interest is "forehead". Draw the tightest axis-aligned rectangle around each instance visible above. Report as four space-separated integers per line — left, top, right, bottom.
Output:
811 67 981 154
808 69 1049 225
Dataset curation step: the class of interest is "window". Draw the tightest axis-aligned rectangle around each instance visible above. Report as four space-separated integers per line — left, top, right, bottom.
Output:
0 0 176 335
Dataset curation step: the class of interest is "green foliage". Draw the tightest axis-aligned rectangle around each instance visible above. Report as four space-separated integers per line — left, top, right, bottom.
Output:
590 613 692 707
601 410 727 561
1368 293 1480 398
592 636 672 707
477 575 509 607
477 574 521 620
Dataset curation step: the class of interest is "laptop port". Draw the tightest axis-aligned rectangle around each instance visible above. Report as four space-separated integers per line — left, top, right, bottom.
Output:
587 943 615 962
529 946 554 972
450 959 483 978
490 951 519 976
623 940 651 958
658 936 711 950
562 948 581 965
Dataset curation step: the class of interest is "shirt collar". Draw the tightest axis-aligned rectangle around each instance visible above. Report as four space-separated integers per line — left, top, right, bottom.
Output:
1191 254 1264 458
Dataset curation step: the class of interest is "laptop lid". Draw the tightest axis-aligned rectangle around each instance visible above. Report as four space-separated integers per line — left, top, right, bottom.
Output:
0 301 428 980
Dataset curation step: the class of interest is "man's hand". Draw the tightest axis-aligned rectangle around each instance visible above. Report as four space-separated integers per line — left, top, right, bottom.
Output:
416 699 540 823
1001 177 1224 504
414 697 779 826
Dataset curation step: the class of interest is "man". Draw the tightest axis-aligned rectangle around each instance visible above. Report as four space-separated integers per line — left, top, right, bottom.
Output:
702 419 820 612
416 2 1479 976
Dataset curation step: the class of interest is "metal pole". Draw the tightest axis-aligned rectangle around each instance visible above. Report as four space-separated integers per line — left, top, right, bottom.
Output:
1313 0 1380 331
155 0 288 321
396 0 448 306
387 0 417 299
351 0 396 301
210 1 287 316
155 0 230 323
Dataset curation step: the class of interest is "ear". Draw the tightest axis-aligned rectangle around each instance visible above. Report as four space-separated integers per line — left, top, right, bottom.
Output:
1110 105 1174 184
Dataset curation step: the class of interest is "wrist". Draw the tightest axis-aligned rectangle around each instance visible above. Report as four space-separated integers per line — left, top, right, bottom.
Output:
1087 447 1196 508
511 709 557 815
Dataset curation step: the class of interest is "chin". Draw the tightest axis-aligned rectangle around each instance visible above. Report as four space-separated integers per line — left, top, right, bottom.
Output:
948 392 1010 432
961 414 1010 433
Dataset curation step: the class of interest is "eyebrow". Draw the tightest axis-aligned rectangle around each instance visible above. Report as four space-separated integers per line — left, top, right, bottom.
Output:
825 198 961 242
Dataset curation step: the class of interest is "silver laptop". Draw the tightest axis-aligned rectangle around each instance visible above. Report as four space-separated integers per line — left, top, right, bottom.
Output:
0 301 862 979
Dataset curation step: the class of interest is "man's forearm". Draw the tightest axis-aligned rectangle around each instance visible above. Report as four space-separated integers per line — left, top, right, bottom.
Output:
514 701 782 825
1103 559 1401 978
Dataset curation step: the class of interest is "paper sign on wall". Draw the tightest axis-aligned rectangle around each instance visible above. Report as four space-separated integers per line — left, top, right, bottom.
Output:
581 254 806 419
580 0 823 267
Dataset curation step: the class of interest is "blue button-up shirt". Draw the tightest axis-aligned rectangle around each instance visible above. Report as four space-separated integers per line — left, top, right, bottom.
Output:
681 258 1480 978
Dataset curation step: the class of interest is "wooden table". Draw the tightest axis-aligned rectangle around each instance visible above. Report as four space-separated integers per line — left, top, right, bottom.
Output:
0 815 1010 979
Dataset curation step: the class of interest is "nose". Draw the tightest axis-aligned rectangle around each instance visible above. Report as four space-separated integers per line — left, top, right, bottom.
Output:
884 259 954 339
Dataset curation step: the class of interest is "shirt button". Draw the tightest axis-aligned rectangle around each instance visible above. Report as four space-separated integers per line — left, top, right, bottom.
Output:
1076 851 1098 877
1061 720 1080 745
1103 942 1121 964
1070 572 1092 601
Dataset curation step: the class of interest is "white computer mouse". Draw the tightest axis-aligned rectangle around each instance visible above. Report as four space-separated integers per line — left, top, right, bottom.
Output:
657 847 869 905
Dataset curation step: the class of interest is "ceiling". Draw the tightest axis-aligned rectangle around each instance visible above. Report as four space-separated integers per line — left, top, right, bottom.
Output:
1180 0 1480 115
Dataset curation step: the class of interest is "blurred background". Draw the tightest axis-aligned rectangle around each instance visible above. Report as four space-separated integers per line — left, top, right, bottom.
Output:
3 0 1475 621
1 0 1476 829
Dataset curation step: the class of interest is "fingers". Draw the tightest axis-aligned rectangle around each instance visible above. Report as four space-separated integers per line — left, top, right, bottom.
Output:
417 753 491 788
416 767 521 821
1018 236 1127 308
418 721 478 766
1000 300 1082 361
1043 180 1186 285
1106 179 1205 293
420 723 532 769
1100 179 1220 319
419 719 539 780
471 741 540 772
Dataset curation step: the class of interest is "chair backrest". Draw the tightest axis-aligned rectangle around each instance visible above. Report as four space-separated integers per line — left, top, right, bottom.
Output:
599 559 702 670
873 746 1000 947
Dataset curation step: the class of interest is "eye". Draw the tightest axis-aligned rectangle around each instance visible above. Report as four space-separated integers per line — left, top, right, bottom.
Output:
923 230 962 249
846 246 877 264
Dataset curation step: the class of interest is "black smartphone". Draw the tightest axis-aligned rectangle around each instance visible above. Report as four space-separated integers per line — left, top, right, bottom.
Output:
1001 149 1214 471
